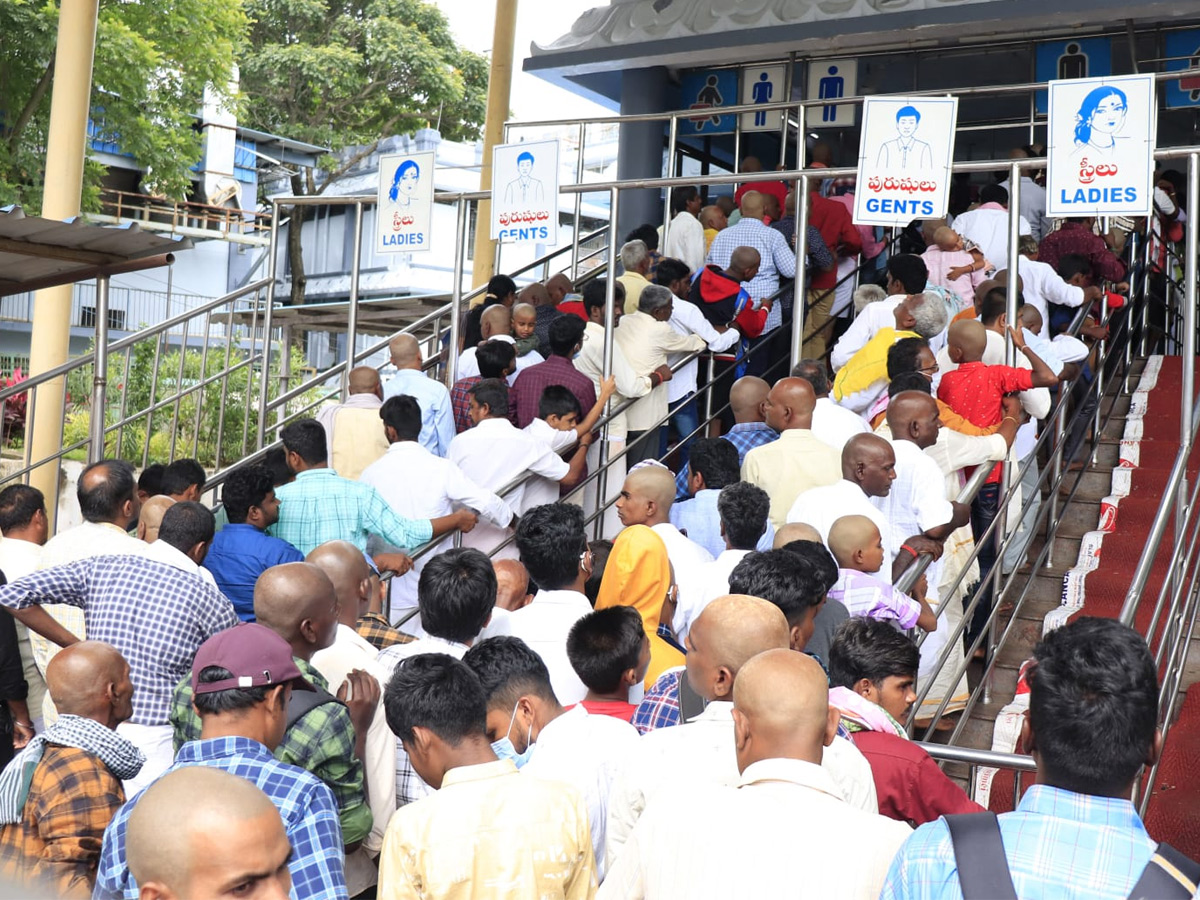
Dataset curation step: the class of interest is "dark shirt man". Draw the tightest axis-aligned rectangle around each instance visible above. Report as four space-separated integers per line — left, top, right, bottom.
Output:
1037 218 1128 284
202 464 303 620
513 315 597 428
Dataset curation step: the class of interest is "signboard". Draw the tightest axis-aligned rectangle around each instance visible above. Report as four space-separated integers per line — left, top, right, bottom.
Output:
740 64 787 132
853 95 958 227
806 59 857 129
490 140 559 244
1046 74 1156 218
375 151 434 254
1165 29 1200 109
679 69 738 136
1034 38 1111 114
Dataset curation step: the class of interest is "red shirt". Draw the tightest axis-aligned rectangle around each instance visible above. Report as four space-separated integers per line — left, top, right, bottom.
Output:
567 699 637 723
809 194 863 291
735 179 789 211
937 361 1032 428
852 731 984 826
558 299 587 322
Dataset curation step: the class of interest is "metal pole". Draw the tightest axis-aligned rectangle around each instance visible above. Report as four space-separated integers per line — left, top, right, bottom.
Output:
662 115 679 245
447 197 468 388
256 200 280 450
25 0 100 527
595 186 620 540
1181 152 1198 450
343 201 364 399
88 275 110 462
791 173 811 369
572 122 586 279
778 55 796 170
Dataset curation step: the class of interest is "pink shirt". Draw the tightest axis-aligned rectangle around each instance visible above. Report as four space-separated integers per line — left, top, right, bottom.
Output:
921 246 987 310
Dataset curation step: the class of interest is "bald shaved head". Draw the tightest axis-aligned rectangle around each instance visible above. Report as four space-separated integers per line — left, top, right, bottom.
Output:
729 376 769 423
389 333 421 369
728 246 761 281
348 366 381 396
493 559 531 611
739 191 765 219
732 648 839 770
253 562 339 651
46 640 133 727
886 391 941 449
827 515 882 567
618 466 677 527
480 305 512 340
128 767 291 900
137 494 175 543
764 377 817 433
518 282 551 307
774 522 822 548
685 594 791 702
306 541 370 623
948 319 987 364
546 273 573 304
841 433 897 497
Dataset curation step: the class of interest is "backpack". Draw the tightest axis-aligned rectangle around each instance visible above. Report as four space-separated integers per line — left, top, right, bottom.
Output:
944 811 1200 900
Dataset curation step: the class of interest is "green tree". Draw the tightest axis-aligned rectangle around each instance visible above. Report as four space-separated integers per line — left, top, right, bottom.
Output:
0 0 248 211
239 0 488 304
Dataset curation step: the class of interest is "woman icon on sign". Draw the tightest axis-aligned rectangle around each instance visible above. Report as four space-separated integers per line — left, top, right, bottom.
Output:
388 160 420 206
1072 85 1128 157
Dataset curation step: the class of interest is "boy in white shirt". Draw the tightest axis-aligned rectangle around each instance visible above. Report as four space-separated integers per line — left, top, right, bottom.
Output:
523 380 616 454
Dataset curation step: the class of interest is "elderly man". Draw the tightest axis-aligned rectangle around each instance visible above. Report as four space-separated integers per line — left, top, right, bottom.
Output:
741 377 841 529
125 767 292 900
0 642 140 898
316 366 389 479
614 284 708 465
603 649 910 899
382 333 455 457
831 254 932 370
618 239 654 315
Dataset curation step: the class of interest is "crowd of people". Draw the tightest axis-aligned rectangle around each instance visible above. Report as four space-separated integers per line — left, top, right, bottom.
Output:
0 148 1193 900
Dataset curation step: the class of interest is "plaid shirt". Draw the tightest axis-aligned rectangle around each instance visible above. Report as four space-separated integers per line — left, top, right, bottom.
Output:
1038 222 1127 284
632 669 683 735
0 744 124 898
95 736 347 900
708 217 798 331
512 355 597 428
0 556 238 726
168 658 371 846
881 785 1159 900
721 422 780 466
272 468 433 555
450 376 521 433
355 612 416 650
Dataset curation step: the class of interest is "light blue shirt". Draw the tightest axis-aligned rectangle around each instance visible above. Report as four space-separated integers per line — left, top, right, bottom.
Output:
382 368 456 457
880 784 1158 900
669 488 774 559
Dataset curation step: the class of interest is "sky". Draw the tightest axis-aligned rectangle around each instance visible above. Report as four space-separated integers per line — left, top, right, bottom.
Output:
432 0 614 124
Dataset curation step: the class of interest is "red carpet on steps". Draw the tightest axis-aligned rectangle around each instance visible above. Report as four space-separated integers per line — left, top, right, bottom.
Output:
981 357 1200 860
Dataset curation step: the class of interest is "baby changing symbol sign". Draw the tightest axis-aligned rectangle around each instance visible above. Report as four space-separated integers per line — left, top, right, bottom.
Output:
679 69 737 136
741 65 786 132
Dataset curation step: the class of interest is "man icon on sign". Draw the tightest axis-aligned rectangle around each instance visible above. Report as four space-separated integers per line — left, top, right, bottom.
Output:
504 151 545 205
819 65 844 122
875 105 934 169
751 72 773 127
1057 42 1088 80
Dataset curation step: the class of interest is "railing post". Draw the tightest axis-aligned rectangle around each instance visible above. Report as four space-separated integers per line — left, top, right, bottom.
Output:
595 185 620 540
661 115 679 249
256 199 280 450
447 196 468 388
572 122 586 280
343 200 365 399
88 275 110 462
1181 152 1198 451
790 172 811 369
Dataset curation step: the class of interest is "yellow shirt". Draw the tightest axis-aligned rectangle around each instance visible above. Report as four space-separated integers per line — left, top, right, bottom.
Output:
617 271 650 316
742 429 842 529
379 759 597 900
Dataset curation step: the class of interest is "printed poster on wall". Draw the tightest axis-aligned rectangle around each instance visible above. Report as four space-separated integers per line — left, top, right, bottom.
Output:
375 151 434 253
1045 74 1156 218
490 140 559 244
853 95 958 227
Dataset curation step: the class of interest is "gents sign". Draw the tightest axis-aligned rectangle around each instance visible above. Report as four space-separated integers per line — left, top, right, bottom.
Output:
853 95 958 227
491 140 559 244
1046 74 1156 218
376 152 434 253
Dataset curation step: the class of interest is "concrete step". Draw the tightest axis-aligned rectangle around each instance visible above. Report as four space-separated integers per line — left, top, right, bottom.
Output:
1056 466 1117 501
1051 498 1103 537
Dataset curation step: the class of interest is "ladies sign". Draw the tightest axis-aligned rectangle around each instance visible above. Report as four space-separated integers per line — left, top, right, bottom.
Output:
1046 74 1156 217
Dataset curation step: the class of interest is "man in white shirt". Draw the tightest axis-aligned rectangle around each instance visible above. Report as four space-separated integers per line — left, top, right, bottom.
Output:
614 284 708 466
448 379 587 560
831 254 929 371
670 438 774 559
306 540 400 878
951 183 1031 270
458 306 542 387
792 358 869 452
381 334 456 457
362 394 514 627
601 649 911 899
463 634 640 878
376 547 499 808
507 505 594 705
0 484 48 729
1016 236 1101 324
662 186 706 271
607 594 878 870
615 464 714 626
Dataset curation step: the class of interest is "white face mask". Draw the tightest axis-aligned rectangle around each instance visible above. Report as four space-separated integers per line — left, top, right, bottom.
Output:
490 698 533 768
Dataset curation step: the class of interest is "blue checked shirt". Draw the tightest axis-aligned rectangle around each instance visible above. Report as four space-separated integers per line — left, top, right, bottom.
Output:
880 785 1160 900
721 422 779 466
94 736 347 900
708 217 798 332
272 468 434 555
0 555 238 726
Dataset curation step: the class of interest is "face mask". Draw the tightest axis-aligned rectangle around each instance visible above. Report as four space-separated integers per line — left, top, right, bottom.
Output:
491 699 534 768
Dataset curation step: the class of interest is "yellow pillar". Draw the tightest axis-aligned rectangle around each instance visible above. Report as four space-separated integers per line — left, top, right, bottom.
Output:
26 0 101 526
469 0 519 299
